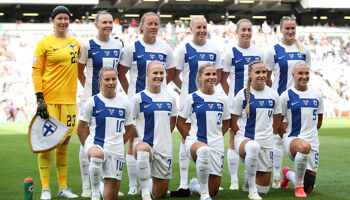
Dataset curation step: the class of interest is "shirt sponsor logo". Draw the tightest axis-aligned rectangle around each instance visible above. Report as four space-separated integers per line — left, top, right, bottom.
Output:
278 56 284 60
96 109 104 114
189 55 195 60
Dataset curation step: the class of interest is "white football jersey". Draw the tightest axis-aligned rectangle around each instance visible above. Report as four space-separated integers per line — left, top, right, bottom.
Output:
80 93 133 158
223 44 265 99
180 90 230 154
78 37 123 102
231 86 281 148
280 87 324 151
131 90 177 157
120 39 175 99
175 41 222 101
265 42 311 95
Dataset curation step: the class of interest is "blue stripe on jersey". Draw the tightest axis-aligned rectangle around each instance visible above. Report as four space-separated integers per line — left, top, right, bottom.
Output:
232 47 261 96
185 43 216 94
192 93 223 144
133 41 167 93
287 89 319 137
92 96 126 147
242 90 275 139
88 40 121 96
273 44 306 95
139 92 172 147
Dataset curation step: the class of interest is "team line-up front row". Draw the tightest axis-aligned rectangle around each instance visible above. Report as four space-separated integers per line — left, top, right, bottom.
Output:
77 61 323 200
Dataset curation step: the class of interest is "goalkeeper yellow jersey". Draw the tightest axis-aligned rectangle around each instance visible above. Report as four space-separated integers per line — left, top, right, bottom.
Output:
32 34 80 104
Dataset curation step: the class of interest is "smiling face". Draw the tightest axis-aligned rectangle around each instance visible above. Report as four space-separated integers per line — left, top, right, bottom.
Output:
141 14 159 42
53 13 70 34
147 62 165 88
95 13 113 37
197 65 217 90
191 18 207 45
99 70 117 97
292 63 309 91
249 62 267 90
237 21 252 47
281 19 296 45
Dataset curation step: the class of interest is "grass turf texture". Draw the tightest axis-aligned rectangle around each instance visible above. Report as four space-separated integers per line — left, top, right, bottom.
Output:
0 118 349 200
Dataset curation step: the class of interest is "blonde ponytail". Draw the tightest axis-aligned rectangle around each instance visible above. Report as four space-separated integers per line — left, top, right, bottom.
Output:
245 78 251 117
294 38 304 54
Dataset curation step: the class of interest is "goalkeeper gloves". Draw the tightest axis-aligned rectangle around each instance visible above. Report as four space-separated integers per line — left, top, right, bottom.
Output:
36 92 49 119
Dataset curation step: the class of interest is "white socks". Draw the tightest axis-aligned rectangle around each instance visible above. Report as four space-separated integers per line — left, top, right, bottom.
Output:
89 157 103 197
244 141 260 194
293 152 309 187
227 148 239 184
273 134 283 181
196 146 210 197
136 151 151 197
179 142 190 189
79 145 90 188
126 154 137 188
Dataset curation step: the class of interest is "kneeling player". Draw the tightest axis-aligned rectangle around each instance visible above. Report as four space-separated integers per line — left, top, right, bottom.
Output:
77 67 136 200
280 62 323 198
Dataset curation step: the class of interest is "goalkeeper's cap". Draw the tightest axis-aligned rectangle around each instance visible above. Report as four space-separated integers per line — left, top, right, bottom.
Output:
51 6 71 20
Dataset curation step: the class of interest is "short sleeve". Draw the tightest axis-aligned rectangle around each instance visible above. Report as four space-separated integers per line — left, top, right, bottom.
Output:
130 94 140 120
223 47 233 73
171 95 178 117
222 95 231 120
124 101 134 126
280 91 289 117
119 43 133 68
305 46 312 68
231 90 244 115
179 94 192 119
213 44 223 69
317 91 324 114
78 40 89 64
165 44 175 69
79 97 94 123
265 45 275 71
175 44 186 71
273 90 282 114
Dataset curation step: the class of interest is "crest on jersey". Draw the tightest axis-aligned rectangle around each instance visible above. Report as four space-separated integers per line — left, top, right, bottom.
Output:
167 103 172 110
119 110 124 117
313 100 318 106
149 54 155 59
69 44 74 50
42 120 57 137
255 57 260 61
156 103 162 109
258 100 264 106
108 108 114 115
268 100 274 107
217 103 222 110
113 50 119 57
159 54 164 60
208 103 213 109
105 51 110 56
297 53 302 58
289 54 294 59
209 54 214 60
303 100 309 105
200 54 205 59
245 57 251 63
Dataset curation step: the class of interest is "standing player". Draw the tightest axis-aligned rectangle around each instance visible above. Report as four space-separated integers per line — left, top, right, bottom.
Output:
177 64 230 200
230 61 281 200
279 62 323 197
131 61 177 200
172 16 222 196
32 6 80 199
265 16 311 188
117 12 176 195
77 67 136 200
77 10 123 197
221 19 265 191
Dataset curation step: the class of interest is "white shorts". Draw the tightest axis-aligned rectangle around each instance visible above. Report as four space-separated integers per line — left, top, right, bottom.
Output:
282 136 319 172
185 138 224 176
234 134 273 172
84 144 124 180
133 139 172 180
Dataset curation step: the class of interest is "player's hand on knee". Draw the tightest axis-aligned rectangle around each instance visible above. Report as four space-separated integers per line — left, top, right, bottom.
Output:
36 92 49 119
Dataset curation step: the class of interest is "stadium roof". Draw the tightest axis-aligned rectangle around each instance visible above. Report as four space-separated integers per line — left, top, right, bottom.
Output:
0 0 350 24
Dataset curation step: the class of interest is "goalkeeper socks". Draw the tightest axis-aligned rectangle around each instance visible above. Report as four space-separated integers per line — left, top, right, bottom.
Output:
38 152 51 190
55 144 68 191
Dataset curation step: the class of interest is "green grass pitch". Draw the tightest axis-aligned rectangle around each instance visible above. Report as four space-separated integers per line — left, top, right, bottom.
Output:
0 118 349 199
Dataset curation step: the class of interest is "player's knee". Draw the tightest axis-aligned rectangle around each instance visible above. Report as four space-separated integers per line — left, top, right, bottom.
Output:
245 140 260 156
298 142 311 154
303 172 316 193
256 184 270 194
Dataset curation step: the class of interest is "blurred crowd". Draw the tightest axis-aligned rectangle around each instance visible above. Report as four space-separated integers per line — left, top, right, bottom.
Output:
1 21 349 122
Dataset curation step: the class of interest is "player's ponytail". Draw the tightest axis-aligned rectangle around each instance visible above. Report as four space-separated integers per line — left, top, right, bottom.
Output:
245 60 264 117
